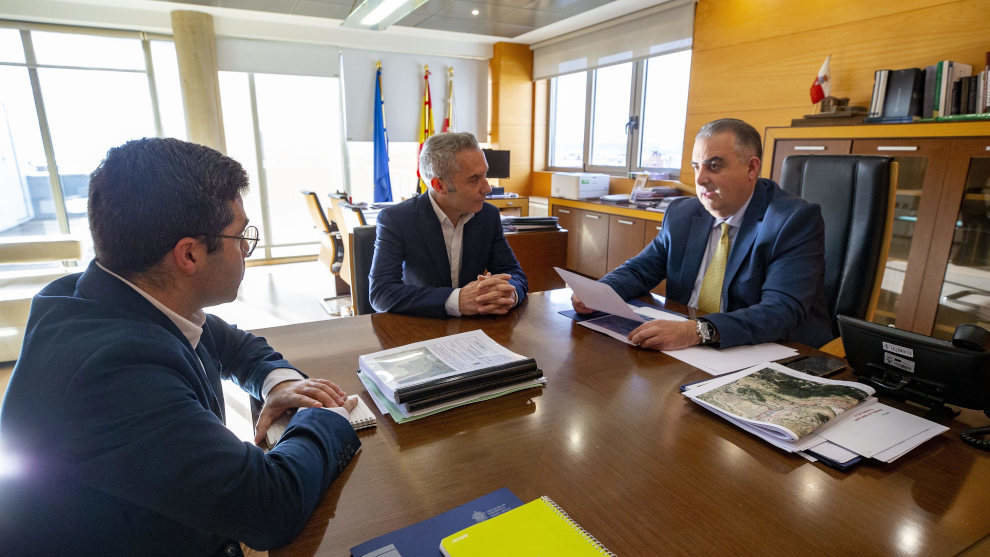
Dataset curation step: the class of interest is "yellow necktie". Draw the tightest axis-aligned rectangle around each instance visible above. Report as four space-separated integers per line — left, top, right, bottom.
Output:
698 222 729 314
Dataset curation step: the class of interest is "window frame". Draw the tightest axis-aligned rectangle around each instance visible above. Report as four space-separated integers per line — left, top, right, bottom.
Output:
545 47 691 178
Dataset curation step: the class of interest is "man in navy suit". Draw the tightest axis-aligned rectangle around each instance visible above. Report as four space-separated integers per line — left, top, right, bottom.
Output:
369 132 527 318
0 138 360 556
573 119 831 350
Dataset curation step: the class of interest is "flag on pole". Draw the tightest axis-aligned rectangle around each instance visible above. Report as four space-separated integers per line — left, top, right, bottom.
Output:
417 65 435 195
810 55 831 104
373 62 393 203
442 66 454 132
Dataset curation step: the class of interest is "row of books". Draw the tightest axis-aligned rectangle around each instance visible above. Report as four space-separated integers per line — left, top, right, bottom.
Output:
501 215 559 232
867 53 990 123
357 329 546 423
351 488 614 557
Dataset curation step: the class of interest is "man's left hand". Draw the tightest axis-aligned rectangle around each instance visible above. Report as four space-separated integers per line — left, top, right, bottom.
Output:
253 378 349 445
628 320 700 351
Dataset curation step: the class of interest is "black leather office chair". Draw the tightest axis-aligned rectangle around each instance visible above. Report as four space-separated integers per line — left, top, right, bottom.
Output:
778 155 897 344
349 225 377 316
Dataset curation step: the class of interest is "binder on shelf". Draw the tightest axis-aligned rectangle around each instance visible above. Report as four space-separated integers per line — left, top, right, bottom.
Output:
866 68 924 123
439 496 615 557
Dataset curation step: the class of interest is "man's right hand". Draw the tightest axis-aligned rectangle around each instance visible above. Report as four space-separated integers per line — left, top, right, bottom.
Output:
571 294 593 314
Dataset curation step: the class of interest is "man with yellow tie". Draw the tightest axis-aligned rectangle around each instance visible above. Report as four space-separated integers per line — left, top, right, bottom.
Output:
572 118 831 350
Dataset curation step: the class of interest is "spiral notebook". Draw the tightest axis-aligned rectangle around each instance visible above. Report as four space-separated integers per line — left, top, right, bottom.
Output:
265 395 376 448
439 496 614 557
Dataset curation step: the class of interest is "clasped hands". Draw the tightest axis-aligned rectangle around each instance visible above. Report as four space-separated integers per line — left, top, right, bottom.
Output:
459 272 517 315
571 294 700 351
253 378 357 446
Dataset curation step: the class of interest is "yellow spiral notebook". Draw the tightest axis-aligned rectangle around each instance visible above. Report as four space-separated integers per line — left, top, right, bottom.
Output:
439 496 614 557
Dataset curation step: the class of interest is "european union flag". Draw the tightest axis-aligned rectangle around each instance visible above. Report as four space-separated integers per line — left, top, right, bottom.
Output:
373 65 393 202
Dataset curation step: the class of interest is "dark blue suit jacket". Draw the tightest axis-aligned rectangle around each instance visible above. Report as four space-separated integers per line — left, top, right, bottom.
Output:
369 193 527 318
601 179 831 348
0 262 360 556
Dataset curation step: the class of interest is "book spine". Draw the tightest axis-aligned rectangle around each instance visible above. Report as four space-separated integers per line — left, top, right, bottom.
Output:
969 75 978 114
869 70 883 118
933 61 944 118
961 76 971 115
922 65 936 119
951 79 962 116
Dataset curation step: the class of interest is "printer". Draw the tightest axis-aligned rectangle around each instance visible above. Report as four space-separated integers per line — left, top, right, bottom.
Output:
550 172 610 200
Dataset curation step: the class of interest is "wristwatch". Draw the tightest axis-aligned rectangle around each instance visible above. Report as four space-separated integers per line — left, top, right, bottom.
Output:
696 318 720 346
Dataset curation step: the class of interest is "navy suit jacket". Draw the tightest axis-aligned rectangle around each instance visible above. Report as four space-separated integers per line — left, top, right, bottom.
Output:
0 262 360 556
369 193 527 317
601 179 831 348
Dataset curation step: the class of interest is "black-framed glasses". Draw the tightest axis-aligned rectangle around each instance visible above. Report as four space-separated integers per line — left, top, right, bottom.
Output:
208 225 259 257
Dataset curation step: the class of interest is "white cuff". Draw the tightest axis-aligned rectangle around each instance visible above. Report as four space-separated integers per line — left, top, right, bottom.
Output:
261 368 305 400
445 288 462 316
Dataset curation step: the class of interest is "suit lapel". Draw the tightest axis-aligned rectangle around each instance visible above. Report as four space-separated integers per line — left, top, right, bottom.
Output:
724 181 771 296
416 194 452 286
194 341 226 422
459 215 484 286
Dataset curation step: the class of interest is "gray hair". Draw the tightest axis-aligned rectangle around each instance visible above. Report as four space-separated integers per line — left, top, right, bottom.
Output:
696 118 763 161
419 132 480 185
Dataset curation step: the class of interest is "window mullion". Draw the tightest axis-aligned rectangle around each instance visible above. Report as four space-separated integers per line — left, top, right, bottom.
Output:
247 73 274 260
582 70 593 172
628 60 646 173
21 29 69 235
141 38 164 138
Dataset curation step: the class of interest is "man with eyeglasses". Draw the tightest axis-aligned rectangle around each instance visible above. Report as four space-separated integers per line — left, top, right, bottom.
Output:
0 138 360 556
572 118 831 350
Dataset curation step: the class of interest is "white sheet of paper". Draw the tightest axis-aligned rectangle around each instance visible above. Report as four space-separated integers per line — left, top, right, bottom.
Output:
554 267 644 322
665 343 799 376
821 402 948 458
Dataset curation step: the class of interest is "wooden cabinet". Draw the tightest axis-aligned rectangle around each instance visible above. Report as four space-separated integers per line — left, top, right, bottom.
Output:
769 138 851 183
607 215 646 270
551 205 607 277
765 123 990 338
552 206 580 271
487 197 529 216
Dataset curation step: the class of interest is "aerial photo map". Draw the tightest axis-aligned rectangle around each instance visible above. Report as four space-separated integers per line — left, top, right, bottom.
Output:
697 367 871 439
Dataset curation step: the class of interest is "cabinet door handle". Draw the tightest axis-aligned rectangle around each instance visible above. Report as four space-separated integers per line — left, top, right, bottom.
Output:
655 226 661 231
585 214 600 220
985 146 990 151
558 209 571 214
793 146 826 151
876 146 919 152
617 219 633 225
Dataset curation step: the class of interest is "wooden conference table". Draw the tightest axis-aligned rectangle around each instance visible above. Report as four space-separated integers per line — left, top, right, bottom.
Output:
258 290 990 557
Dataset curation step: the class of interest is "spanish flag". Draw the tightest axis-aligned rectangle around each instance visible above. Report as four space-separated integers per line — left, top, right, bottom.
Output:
417 65 435 195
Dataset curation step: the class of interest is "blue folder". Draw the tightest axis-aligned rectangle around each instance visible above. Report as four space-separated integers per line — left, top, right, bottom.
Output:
350 488 523 557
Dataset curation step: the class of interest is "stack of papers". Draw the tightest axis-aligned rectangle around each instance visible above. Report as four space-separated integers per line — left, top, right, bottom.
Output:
359 330 546 423
555 267 798 375
683 362 948 468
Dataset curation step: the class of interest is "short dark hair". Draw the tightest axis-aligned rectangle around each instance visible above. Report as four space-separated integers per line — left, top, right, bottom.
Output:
88 137 248 277
696 118 763 161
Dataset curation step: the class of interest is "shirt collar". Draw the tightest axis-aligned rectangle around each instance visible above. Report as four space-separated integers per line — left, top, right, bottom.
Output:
713 189 755 229
95 260 206 348
427 190 474 227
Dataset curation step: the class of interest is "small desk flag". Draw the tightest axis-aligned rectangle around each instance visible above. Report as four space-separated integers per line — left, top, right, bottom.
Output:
373 63 393 202
417 65 435 195
810 55 831 104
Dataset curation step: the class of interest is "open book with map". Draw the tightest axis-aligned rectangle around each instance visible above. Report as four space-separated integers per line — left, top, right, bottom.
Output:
683 362 947 466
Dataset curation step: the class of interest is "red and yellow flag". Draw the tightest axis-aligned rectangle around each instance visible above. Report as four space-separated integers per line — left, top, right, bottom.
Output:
417 65 435 194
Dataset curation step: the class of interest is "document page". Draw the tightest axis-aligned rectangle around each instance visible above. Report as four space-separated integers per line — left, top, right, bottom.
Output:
554 267 644 321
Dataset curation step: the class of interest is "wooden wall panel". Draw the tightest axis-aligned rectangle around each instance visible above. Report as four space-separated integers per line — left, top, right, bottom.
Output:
491 42 533 194
680 0 990 183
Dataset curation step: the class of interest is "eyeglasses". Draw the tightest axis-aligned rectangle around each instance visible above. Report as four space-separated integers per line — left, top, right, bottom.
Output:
208 225 259 257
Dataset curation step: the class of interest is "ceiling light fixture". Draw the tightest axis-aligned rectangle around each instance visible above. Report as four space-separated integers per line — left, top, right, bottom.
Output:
471 9 479 15
342 0 431 30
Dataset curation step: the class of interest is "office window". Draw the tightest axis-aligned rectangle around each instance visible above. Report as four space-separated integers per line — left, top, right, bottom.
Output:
0 28 182 260
639 50 691 171
545 50 691 178
347 141 421 203
548 71 587 169
589 62 632 168
219 72 346 259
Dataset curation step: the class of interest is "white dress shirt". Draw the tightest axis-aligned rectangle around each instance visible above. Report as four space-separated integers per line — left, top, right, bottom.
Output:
688 192 755 310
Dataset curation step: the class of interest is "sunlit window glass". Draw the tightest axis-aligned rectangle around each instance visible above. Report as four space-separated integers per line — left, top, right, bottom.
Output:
590 62 632 167
218 71 264 260
639 50 691 172
150 40 187 140
347 141 420 203
0 67 50 238
549 71 586 168
31 31 145 70
0 29 24 64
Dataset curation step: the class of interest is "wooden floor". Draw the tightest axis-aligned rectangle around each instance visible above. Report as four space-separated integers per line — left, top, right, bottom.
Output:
0 261 344 441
